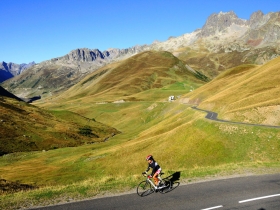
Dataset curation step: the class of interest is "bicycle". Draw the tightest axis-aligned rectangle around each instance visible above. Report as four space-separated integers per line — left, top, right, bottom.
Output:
136 172 171 197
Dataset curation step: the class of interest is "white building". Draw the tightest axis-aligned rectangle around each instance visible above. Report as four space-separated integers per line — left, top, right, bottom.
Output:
168 95 175 101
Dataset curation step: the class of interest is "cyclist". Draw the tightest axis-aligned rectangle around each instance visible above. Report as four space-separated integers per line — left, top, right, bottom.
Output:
143 155 163 189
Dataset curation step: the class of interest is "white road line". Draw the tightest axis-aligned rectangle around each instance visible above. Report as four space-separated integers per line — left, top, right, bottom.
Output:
239 193 280 203
201 205 223 210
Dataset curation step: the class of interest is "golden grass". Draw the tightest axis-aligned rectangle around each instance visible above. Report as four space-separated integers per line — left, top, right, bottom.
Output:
1 100 280 209
2 53 280 209
0 96 120 155
184 56 280 125
37 51 204 107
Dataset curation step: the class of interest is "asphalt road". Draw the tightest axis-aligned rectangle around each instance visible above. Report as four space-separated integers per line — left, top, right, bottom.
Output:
31 173 280 210
192 106 280 129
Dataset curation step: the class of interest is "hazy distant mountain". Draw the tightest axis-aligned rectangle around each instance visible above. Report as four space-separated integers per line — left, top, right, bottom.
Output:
2 10 280 99
0 61 35 83
1 47 146 98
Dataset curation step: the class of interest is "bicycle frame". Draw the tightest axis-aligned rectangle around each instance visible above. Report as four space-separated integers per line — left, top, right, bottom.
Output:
136 172 180 197
137 173 172 197
146 176 157 189
144 173 165 189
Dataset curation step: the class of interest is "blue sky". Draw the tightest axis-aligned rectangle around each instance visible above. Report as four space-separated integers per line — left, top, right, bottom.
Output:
1 0 279 64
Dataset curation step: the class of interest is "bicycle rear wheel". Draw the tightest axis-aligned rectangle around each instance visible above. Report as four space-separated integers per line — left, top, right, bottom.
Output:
159 180 171 194
137 181 154 197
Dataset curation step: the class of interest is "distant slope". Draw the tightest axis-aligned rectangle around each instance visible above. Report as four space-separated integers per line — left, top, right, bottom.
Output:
1 63 84 99
0 48 142 98
0 86 22 101
0 69 13 83
185 56 280 125
0 88 120 155
50 51 206 103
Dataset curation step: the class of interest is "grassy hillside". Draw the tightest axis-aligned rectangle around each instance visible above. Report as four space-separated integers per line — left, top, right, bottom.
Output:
1 63 86 98
175 44 278 79
0 88 120 155
184 56 280 125
1 101 280 209
0 86 22 100
1 54 280 209
39 50 206 105
174 44 249 79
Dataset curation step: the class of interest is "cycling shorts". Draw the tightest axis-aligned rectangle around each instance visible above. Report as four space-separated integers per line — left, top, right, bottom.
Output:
154 169 161 175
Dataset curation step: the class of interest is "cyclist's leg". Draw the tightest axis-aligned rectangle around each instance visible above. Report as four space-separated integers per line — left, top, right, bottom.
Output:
153 170 161 186
153 175 159 186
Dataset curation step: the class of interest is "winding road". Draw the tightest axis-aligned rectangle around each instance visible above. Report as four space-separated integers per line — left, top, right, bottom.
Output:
31 173 280 210
192 106 280 129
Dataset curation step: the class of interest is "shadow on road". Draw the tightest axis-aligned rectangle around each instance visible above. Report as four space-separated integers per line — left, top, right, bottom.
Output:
163 171 181 191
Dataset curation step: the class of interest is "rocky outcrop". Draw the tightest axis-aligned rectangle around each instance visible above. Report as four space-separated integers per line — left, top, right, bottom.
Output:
249 10 265 28
200 11 248 37
49 46 147 64
242 11 280 46
57 48 107 62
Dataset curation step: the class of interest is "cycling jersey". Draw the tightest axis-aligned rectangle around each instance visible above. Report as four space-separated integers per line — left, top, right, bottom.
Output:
146 160 161 176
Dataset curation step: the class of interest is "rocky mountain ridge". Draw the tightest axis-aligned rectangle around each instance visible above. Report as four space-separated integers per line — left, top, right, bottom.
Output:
50 10 280 70
46 47 145 72
0 61 35 83
148 11 280 53
2 10 280 98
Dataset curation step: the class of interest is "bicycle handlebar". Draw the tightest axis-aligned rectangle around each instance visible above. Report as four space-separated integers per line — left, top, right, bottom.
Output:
142 173 152 178
142 171 164 177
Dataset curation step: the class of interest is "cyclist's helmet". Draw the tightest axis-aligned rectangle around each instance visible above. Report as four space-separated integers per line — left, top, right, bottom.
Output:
146 155 153 161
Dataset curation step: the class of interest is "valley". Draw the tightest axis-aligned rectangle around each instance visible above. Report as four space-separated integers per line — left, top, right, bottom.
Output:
1 54 280 209
1 10 280 210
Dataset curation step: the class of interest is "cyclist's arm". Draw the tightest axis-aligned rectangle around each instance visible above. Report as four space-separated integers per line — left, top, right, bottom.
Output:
145 165 151 173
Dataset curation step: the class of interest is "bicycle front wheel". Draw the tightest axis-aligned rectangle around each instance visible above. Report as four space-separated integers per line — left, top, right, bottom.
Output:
137 181 153 197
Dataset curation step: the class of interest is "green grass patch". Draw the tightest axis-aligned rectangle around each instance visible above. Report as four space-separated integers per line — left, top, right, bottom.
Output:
2 57 280 209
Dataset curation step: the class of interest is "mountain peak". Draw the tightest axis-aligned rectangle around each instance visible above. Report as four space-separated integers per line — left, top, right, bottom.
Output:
62 48 106 62
249 10 265 28
218 10 237 17
200 11 248 37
